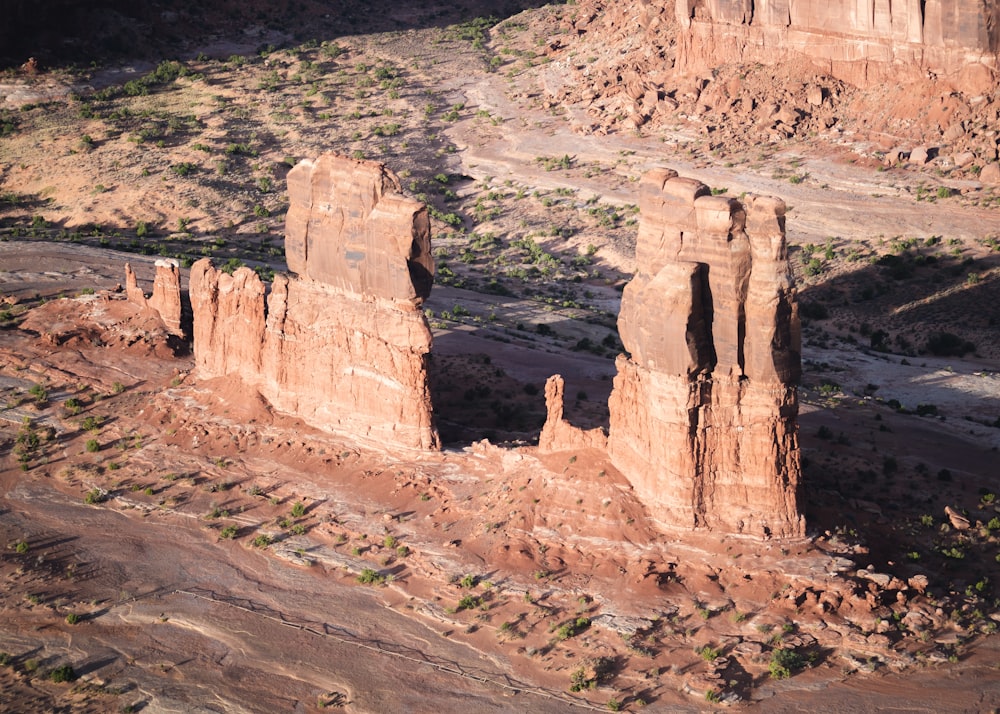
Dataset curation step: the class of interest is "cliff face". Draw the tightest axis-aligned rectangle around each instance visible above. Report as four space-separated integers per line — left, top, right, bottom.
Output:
189 155 439 451
676 0 999 93
607 169 804 539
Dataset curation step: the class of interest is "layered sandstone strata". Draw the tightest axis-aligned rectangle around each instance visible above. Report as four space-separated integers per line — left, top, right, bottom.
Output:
125 259 183 336
675 0 999 93
607 169 804 538
189 155 438 450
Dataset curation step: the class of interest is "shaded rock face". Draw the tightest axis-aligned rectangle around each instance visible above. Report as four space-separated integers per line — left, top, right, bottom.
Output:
190 155 438 451
125 259 183 336
608 169 804 539
676 0 1000 93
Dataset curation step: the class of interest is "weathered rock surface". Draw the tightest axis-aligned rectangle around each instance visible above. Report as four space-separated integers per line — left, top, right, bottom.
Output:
190 155 438 451
675 0 1000 94
125 259 183 336
980 162 1000 184
607 168 804 539
284 154 433 301
538 375 608 453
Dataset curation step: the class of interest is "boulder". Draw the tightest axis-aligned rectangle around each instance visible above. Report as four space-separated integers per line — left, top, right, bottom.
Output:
980 162 1000 184
952 151 976 167
884 148 909 166
909 146 931 164
944 505 971 530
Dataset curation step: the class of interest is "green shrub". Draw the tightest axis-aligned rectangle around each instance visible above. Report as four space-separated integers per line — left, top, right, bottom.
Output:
291 501 306 518
49 664 77 683
28 383 47 403
84 488 107 504
65 613 80 625
768 648 804 679
357 568 386 585
698 644 721 661
926 332 975 357
85 439 100 453
219 525 238 539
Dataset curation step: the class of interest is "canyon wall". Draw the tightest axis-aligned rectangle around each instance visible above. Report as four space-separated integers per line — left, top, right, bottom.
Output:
189 155 439 451
607 168 804 539
676 0 999 93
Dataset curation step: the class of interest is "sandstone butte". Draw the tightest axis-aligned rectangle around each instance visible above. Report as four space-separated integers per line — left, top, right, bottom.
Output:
674 0 1000 94
600 169 804 540
188 154 439 451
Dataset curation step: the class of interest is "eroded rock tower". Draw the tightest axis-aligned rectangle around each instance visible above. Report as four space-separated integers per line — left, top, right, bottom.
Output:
607 168 804 538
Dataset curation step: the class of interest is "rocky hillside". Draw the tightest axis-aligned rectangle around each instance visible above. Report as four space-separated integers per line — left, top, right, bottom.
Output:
531 0 999 169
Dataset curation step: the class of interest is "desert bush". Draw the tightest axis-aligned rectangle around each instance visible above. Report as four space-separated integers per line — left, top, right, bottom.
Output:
49 664 77 683
28 383 47 404
14 418 40 470
357 568 386 585
769 648 804 679
698 644 721 661
926 332 975 357
84 488 107 504
457 594 483 611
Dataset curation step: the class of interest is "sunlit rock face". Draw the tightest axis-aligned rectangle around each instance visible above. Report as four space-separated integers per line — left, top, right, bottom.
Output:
190 155 439 451
674 0 1000 94
608 168 804 539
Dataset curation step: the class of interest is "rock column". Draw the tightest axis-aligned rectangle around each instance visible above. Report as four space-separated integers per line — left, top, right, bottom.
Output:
608 169 804 538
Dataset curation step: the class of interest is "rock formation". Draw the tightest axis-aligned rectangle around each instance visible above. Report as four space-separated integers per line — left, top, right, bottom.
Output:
125 259 183 336
189 155 439 450
538 375 608 453
607 168 804 539
675 0 999 94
